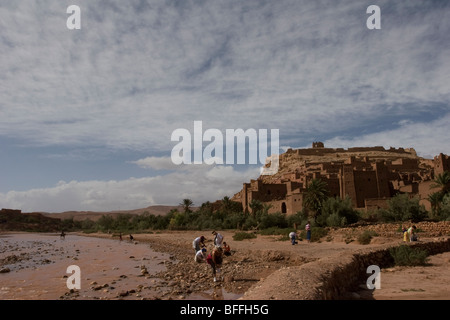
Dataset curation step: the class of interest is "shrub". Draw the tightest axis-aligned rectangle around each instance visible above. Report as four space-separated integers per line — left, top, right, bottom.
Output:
389 245 429 266
358 230 377 245
257 212 288 229
383 194 427 222
317 197 360 227
233 232 257 241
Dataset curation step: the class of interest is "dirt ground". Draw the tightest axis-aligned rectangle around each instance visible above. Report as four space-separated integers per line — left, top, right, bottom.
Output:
84 229 450 300
1 229 449 300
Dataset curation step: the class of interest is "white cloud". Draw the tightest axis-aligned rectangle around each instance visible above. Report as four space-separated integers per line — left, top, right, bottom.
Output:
323 112 450 159
0 163 259 212
0 1 449 151
132 156 182 170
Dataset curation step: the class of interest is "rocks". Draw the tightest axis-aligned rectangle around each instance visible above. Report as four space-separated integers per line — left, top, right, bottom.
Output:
0 267 11 273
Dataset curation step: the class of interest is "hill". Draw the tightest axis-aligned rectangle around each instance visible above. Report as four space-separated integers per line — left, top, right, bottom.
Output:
41 205 189 222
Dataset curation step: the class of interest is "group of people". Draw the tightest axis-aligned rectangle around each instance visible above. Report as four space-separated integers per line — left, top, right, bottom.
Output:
289 221 311 245
402 225 418 242
193 231 231 282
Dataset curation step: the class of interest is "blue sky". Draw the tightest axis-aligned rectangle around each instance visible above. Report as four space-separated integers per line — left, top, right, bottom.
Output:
1 0 449 212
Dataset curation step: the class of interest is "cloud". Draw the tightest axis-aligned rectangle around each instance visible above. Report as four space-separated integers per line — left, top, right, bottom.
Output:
132 156 181 170
0 163 260 212
0 0 448 152
322 112 450 159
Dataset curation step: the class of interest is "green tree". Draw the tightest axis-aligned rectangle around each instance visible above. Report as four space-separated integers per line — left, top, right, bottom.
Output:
303 178 329 219
429 171 450 220
383 194 427 222
180 198 194 214
249 199 263 218
431 171 450 196
318 196 359 227
221 196 232 211
428 192 443 219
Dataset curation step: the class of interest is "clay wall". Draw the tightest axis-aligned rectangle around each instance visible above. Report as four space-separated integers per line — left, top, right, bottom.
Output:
364 198 389 211
434 153 450 175
286 193 304 215
353 171 379 208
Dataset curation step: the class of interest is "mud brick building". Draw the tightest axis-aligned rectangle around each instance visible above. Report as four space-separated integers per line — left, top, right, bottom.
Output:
232 143 450 215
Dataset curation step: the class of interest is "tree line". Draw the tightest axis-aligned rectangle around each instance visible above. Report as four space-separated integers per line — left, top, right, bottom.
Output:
61 171 450 234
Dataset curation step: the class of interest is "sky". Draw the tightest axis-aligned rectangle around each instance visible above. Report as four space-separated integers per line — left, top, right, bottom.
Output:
0 0 449 212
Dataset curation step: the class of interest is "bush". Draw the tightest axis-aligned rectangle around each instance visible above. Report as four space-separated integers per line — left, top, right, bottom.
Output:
233 232 257 241
383 194 427 222
389 245 429 266
257 212 288 229
317 197 360 227
358 230 378 245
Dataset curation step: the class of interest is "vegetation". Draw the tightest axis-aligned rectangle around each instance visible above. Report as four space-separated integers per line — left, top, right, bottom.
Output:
316 196 359 227
357 230 378 245
4 172 450 234
428 171 450 220
303 178 329 219
232 232 257 241
389 245 430 266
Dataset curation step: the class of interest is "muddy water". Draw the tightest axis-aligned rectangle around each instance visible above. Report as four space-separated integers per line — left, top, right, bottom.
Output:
0 233 172 300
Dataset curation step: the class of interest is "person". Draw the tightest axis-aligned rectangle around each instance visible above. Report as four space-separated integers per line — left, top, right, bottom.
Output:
212 231 224 247
60 230 66 240
222 242 231 256
206 246 223 282
129 234 134 242
408 225 417 242
305 221 311 243
289 231 298 245
119 232 123 242
193 236 206 253
402 226 408 242
194 248 208 263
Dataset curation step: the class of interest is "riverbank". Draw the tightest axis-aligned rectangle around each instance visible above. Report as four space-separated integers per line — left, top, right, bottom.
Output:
1 225 449 300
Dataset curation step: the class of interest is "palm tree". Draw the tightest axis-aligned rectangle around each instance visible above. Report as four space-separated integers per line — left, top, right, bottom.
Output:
180 198 194 214
303 178 329 219
431 171 450 196
221 196 232 212
427 192 443 219
249 199 263 218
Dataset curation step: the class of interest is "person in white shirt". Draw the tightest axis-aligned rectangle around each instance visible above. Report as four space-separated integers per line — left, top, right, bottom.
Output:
289 231 298 245
193 236 205 253
212 231 224 247
194 248 208 263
